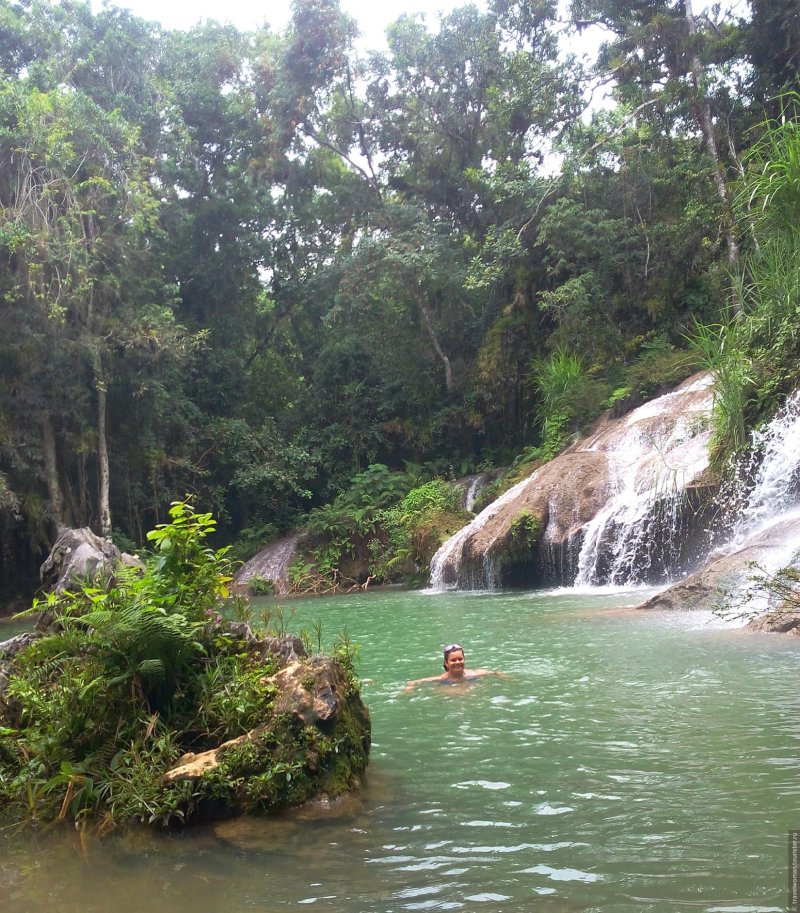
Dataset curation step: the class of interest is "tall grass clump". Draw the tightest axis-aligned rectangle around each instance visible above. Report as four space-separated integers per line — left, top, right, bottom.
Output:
531 349 608 457
691 94 800 465
687 318 753 461
734 95 800 412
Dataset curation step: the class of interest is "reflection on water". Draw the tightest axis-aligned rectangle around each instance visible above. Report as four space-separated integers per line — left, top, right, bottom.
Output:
2 588 799 913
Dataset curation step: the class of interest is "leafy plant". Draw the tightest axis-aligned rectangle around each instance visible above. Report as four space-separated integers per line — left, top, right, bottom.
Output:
247 576 275 597
0 502 252 828
714 563 800 625
531 349 609 456
687 318 754 461
368 479 467 582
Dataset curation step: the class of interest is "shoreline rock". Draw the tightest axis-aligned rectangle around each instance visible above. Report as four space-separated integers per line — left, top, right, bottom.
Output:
636 515 800 636
162 651 371 822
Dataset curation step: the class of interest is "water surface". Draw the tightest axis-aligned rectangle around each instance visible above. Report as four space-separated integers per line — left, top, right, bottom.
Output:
3 588 799 913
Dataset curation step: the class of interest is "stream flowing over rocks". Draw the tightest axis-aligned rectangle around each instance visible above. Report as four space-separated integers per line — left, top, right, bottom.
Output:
430 373 716 591
429 375 800 633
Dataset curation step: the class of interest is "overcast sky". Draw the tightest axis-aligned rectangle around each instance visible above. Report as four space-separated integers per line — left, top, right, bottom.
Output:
91 0 476 48
87 0 749 61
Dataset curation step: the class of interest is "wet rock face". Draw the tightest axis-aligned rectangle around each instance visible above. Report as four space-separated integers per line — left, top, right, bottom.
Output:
457 453 610 587
233 532 307 596
749 610 800 635
431 373 716 590
637 515 800 634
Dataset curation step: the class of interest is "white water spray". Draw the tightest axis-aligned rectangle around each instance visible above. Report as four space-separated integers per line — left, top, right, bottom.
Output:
728 390 800 547
429 374 715 591
574 376 714 585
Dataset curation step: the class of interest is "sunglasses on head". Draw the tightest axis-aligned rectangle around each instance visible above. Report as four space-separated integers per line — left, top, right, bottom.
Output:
444 643 463 654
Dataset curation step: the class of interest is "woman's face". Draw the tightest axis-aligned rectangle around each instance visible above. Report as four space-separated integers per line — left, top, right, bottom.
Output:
444 648 465 677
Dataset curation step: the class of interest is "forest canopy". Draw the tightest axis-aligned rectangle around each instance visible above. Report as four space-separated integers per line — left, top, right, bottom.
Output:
0 0 798 598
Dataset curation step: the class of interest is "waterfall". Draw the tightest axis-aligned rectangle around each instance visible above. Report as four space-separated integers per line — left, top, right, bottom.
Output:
727 390 800 548
428 473 541 590
464 475 484 513
428 374 715 592
574 378 714 585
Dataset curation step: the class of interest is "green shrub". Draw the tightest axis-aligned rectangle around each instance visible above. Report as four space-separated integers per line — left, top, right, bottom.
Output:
531 349 609 455
0 502 307 830
369 479 468 581
247 576 275 596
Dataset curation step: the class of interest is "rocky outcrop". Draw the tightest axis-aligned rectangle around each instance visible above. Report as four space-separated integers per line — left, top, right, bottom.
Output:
430 373 716 590
40 527 122 593
637 515 800 634
163 653 371 819
233 531 308 596
459 452 610 586
749 609 800 635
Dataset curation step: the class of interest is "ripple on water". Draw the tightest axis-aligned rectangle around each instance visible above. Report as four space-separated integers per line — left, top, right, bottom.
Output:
705 907 783 912
452 780 511 790
522 864 603 883
534 803 574 815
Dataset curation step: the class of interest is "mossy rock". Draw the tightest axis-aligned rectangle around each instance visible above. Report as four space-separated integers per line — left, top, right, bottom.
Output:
162 655 371 822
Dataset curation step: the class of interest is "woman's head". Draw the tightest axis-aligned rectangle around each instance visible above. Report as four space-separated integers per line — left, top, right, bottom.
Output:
443 643 464 671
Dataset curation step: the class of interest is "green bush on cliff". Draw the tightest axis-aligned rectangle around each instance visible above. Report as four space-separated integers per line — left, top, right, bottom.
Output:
691 95 800 467
370 479 468 581
0 502 369 831
288 470 468 591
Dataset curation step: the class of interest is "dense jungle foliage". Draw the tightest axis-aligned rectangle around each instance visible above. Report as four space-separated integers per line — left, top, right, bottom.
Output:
0 501 368 829
0 0 798 598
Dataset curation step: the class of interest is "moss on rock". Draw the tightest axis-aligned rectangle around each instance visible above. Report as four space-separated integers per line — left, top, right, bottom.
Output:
162 654 371 822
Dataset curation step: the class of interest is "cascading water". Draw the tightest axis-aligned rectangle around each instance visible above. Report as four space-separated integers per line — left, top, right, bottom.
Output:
707 390 800 618
428 374 716 592
464 475 484 513
574 376 715 586
641 390 800 624
428 473 541 591
727 389 800 548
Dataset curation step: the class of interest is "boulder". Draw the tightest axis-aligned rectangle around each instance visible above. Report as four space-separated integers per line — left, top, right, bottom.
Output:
636 514 800 633
40 527 121 593
223 625 307 665
233 531 307 596
162 654 371 820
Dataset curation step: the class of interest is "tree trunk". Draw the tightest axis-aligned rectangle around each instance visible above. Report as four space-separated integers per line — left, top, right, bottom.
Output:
41 415 65 530
95 359 112 539
416 290 454 394
685 0 742 311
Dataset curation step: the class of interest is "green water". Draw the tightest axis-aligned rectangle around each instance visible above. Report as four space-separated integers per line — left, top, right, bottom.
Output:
2 588 799 913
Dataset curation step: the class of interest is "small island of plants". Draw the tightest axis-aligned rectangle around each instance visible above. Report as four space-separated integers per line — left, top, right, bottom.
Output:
0 502 371 833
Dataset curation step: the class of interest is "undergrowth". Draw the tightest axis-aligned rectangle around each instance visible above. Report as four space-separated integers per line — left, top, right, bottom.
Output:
0 501 366 831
